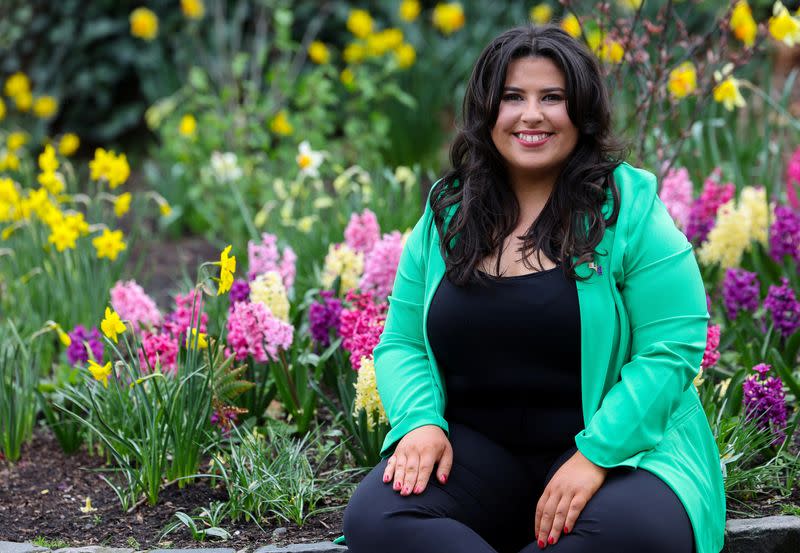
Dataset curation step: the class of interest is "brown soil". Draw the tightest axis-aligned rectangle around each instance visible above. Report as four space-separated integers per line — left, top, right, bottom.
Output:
0 429 347 549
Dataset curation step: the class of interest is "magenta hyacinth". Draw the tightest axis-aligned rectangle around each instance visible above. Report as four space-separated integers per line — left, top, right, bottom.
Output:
722 268 760 320
787 146 800 210
229 278 251 304
701 324 721 370
110 280 161 331
226 301 293 363
162 290 208 339
360 231 404 300
763 277 800 338
344 209 380 254
66 325 104 366
308 290 343 347
743 363 788 447
769 205 800 264
659 166 693 231
338 290 387 370
685 169 735 243
247 232 296 289
139 332 179 373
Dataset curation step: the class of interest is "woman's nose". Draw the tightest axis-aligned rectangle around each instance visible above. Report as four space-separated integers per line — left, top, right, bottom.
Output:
521 101 544 123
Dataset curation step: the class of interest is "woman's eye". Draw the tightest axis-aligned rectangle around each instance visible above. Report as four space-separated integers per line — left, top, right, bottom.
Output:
543 94 563 102
502 93 522 101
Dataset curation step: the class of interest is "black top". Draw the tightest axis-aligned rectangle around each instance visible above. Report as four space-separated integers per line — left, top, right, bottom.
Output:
426 264 583 456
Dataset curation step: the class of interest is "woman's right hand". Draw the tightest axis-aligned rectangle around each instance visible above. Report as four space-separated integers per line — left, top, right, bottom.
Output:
383 424 453 496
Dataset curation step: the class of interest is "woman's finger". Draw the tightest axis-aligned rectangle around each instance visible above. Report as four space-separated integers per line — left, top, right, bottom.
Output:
562 493 587 538
546 494 572 545
392 452 407 492
382 455 396 484
537 491 561 547
412 452 436 494
401 451 420 495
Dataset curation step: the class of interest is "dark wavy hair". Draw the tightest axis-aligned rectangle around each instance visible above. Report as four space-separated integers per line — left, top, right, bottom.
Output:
432 24 627 285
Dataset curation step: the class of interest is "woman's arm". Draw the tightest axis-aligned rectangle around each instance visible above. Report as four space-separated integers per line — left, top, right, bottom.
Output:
574 171 708 468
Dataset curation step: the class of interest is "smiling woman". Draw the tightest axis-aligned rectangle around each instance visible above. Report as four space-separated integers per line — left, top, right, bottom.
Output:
342 23 726 553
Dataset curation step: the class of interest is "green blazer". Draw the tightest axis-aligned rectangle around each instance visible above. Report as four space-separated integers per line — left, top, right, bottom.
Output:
373 162 726 553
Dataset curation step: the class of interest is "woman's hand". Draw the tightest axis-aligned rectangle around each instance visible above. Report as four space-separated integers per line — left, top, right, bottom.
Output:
383 424 453 496
535 449 608 548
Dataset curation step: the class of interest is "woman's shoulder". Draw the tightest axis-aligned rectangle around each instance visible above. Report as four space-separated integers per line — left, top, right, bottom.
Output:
611 161 660 222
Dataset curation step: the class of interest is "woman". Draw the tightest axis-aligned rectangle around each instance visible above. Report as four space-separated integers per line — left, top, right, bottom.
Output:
342 24 726 553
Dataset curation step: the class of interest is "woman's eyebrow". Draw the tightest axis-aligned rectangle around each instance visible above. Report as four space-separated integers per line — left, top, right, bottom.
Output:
502 85 565 93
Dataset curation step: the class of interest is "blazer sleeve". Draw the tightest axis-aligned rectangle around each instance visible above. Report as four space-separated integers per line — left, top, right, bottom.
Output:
374 187 449 459
574 171 709 468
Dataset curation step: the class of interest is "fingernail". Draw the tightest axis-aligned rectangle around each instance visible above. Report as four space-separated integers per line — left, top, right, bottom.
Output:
564 526 569 534
538 539 544 549
393 482 401 490
383 475 389 483
440 474 447 483
414 485 422 494
548 536 555 545
402 486 409 494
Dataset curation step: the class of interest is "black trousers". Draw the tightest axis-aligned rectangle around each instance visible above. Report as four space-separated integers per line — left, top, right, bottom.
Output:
343 423 695 553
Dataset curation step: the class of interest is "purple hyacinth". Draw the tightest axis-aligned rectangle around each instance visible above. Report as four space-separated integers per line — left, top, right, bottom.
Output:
66 325 104 366
685 169 735 244
769 205 800 264
763 277 800 338
308 290 343 348
743 363 788 447
229 278 251 304
722 268 760 320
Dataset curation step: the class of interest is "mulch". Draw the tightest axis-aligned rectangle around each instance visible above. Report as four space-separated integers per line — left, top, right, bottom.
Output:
0 428 347 549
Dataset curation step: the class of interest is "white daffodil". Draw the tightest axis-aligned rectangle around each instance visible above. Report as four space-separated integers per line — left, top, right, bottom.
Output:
295 141 324 177
210 151 243 182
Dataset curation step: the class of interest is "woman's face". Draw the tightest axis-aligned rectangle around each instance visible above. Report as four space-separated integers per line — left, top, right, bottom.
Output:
490 56 579 190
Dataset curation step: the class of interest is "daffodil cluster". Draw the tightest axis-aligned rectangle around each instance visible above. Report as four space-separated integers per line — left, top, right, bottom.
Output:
342 8 418 72
2 71 58 118
89 148 131 189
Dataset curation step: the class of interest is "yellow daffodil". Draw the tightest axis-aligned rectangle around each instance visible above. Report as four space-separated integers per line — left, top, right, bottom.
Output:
7 132 27 152
561 13 581 38
80 497 97 513
63 212 89 236
114 192 132 218
186 328 208 349
432 2 465 35
530 3 552 24
768 1 800 46
617 0 642 9
130 7 159 41
47 321 72 347
731 1 757 47
668 62 697 99
598 40 624 64
713 66 746 111
159 202 171 216
270 110 294 136
347 9 374 38
4 72 30 98
399 0 421 22
38 144 59 173
0 98 5 120
181 0 205 19
92 228 127 261
216 244 236 295
308 41 330 64
382 28 404 49
101 307 126 343
88 359 113 388
48 223 78 252
0 151 20 172
38 171 65 195
14 91 32 112
343 42 366 64
58 133 80 156
178 114 197 137
394 43 416 68
33 96 58 118
89 148 130 189
340 68 355 87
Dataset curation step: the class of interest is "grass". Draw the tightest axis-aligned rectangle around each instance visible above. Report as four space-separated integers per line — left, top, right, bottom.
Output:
31 536 70 549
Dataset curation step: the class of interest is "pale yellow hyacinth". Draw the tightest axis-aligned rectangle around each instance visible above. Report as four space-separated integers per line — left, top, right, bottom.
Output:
353 356 388 429
250 271 290 322
321 243 364 293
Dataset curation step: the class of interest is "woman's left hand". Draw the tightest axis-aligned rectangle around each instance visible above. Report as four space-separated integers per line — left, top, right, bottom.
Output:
534 449 608 548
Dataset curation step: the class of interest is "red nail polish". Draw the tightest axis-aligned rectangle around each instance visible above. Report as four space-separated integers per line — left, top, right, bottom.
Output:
538 539 544 549
383 475 389 483
564 526 569 534
548 536 555 545
441 474 447 483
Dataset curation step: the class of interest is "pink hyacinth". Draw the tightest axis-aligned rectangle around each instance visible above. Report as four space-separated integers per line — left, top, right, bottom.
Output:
339 290 388 370
344 209 380 254
701 324 721 370
659 167 693 231
360 231 404 300
139 332 179 373
162 290 208 339
226 301 293 363
787 146 800 210
110 280 161 331
247 232 296 290
685 169 736 244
